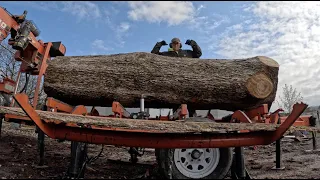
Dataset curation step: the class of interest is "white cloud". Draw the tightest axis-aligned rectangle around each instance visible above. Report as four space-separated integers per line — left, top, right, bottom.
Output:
61 1 101 21
2 1 59 11
197 4 205 12
127 1 196 26
113 22 131 47
213 2 320 109
91 39 113 52
189 13 230 35
10 1 131 48
28 2 60 11
103 20 131 48
5 1 101 21
119 22 130 33
125 1 230 47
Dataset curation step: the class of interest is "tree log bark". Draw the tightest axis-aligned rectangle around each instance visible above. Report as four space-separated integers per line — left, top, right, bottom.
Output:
43 52 279 111
1 107 319 133
0 107 279 133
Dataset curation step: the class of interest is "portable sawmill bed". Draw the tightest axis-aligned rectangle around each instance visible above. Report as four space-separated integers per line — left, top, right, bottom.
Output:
1 93 320 179
0 94 317 149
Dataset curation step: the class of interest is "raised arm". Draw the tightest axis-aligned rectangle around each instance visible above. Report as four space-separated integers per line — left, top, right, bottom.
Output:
185 39 202 58
151 40 168 54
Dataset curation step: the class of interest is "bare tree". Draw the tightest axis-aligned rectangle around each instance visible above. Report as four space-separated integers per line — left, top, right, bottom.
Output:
277 84 303 113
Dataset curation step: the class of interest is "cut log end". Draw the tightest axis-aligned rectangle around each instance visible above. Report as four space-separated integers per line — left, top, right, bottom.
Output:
246 73 273 99
257 56 279 68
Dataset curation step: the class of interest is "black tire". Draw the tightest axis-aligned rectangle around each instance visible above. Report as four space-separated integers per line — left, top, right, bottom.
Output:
155 117 233 179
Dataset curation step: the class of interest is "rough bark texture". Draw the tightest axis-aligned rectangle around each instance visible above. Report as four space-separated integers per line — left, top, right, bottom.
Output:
0 107 277 133
43 52 279 111
1 107 319 133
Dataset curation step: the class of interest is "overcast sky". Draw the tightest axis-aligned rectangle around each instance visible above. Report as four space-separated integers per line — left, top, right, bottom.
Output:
1 1 320 112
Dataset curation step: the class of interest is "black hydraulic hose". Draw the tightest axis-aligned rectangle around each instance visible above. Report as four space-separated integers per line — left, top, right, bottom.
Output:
20 72 30 93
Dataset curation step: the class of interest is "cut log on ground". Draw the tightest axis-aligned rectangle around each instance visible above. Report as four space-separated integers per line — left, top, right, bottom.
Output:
43 52 279 111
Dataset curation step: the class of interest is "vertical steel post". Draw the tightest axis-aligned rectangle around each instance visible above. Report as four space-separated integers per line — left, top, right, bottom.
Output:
272 117 285 170
0 114 3 138
275 138 281 168
37 125 45 166
140 94 145 112
312 131 317 150
67 141 87 178
235 147 245 178
231 131 251 179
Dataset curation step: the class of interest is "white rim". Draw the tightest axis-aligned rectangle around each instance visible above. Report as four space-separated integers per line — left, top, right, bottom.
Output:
174 148 220 179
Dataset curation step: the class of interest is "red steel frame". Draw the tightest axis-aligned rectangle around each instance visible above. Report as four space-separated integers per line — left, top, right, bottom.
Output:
8 93 307 149
9 42 53 108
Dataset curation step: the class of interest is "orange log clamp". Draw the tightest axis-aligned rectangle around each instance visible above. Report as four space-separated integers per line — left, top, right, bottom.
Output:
112 101 131 118
172 104 188 120
46 97 74 113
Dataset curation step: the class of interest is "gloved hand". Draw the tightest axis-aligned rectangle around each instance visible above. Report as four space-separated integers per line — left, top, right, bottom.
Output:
160 40 168 46
185 39 192 45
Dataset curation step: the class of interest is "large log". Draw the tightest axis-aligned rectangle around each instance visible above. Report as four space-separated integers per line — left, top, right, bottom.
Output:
43 52 279 111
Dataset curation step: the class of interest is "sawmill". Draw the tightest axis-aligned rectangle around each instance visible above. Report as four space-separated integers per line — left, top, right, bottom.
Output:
0 6 319 179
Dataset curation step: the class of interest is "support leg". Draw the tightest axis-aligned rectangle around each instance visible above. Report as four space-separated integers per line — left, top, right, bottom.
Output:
276 140 281 168
235 147 245 178
0 114 3 138
129 147 138 163
305 131 320 153
312 131 317 150
37 125 45 166
231 147 251 179
272 118 285 170
67 141 87 179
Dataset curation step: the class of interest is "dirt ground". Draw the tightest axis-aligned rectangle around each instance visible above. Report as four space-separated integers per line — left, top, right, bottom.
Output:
0 121 319 179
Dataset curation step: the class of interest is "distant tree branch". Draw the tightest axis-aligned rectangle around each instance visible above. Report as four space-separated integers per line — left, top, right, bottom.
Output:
277 84 303 113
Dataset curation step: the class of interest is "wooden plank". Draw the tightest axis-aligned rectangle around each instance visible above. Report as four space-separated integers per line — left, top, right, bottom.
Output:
1 106 319 134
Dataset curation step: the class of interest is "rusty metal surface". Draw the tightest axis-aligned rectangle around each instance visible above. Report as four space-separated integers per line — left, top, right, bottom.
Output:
46 97 74 113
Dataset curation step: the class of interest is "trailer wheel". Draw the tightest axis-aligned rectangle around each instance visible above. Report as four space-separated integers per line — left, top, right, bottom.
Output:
155 117 233 179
